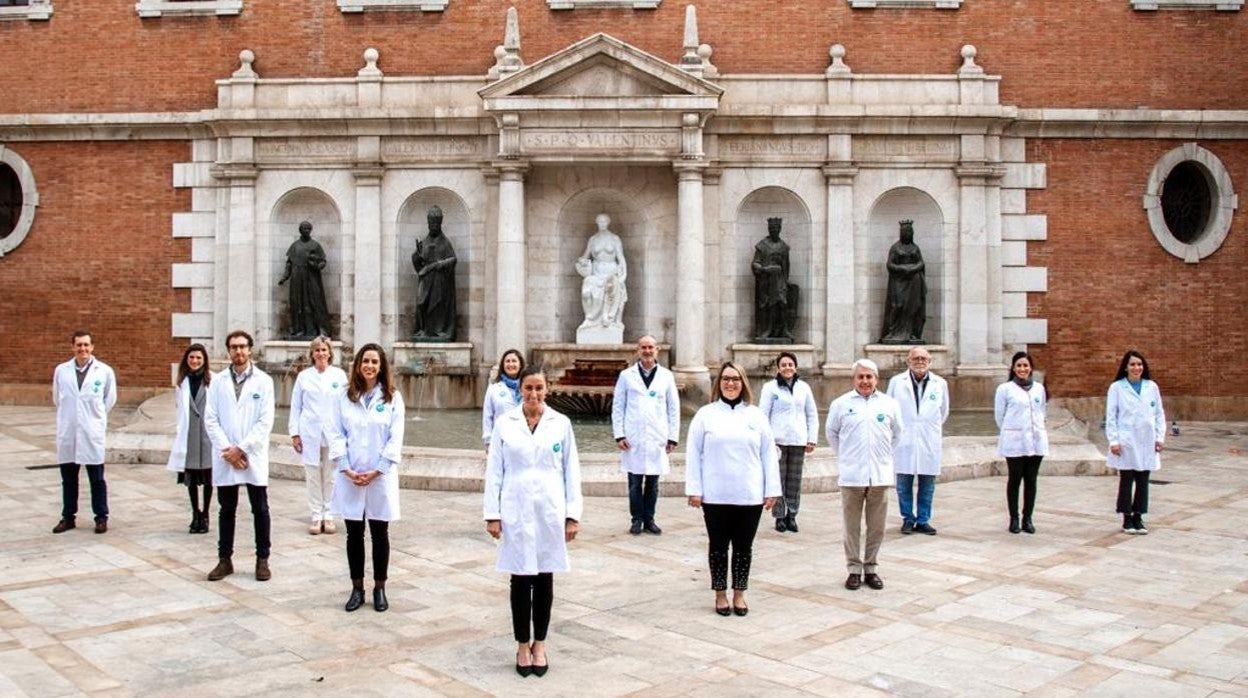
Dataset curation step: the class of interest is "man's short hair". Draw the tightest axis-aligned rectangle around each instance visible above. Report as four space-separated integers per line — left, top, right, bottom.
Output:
851 358 879 377
225 329 254 349
71 330 92 343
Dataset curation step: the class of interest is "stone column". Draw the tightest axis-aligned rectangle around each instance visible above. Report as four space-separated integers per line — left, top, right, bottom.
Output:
822 162 858 375
495 163 528 355
352 162 384 348
674 163 709 386
956 165 994 370
219 164 258 337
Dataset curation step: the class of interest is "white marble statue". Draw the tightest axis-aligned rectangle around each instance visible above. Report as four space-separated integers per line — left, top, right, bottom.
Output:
575 213 628 344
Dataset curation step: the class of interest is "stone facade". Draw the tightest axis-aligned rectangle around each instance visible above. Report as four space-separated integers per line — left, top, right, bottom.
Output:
0 2 1244 409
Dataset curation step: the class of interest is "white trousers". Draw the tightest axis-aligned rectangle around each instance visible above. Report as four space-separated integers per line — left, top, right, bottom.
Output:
304 446 336 522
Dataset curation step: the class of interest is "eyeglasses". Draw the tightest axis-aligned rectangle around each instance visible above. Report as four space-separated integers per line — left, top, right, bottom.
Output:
227 344 250 351
720 376 743 384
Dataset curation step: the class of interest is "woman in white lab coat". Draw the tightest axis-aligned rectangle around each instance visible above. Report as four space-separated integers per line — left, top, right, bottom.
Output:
481 348 525 450
288 335 348 535
1105 350 1165 534
329 343 404 614
483 365 582 678
686 362 781 617
166 344 214 534
759 351 818 533
994 351 1048 535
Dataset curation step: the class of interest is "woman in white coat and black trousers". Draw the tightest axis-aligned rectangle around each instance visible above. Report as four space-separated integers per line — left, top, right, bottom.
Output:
759 351 818 533
1105 350 1165 534
288 335 348 535
484 365 582 678
167 344 214 534
482 348 525 450
329 343 405 613
995 351 1049 535
686 362 781 616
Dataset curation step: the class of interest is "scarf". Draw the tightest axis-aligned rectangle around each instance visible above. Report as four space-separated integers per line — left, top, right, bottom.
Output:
501 374 521 403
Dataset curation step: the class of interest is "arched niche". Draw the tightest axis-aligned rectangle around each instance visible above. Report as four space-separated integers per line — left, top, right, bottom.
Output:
555 188 646 343
396 188 471 341
866 187 946 346
733 187 813 343
269 188 343 340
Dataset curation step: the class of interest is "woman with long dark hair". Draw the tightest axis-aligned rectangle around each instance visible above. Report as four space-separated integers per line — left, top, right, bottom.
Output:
1105 350 1165 534
329 343 405 613
167 344 214 534
994 351 1048 534
482 348 525 451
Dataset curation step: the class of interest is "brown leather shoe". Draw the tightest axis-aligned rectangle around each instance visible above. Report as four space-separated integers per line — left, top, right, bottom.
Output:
52 519 76 534
864 573 884 590
255 558 272 582
207 558 234 581
845 573 862 590
94 520 108 534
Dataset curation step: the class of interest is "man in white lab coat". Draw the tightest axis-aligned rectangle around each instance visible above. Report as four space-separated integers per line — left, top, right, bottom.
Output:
204 330 276 582
886 346 950 536
51 330 117 534
612 335 680 535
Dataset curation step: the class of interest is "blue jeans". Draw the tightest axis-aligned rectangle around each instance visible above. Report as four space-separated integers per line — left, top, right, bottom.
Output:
628 473 659 523
895 474 936 525
60 463 108 523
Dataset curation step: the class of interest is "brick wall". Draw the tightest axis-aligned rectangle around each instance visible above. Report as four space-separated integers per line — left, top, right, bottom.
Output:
0 141 191 390
0 0 1244 113
1026 138 1248 399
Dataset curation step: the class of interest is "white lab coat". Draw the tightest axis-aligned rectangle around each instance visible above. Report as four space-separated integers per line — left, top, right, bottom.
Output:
204 365 276 487
288 365 348 466
994 381 1048 458
329 387 405 521
611 363 680 475
825 390 904 487
759 378 819 447
886 371 950 476
484 406 583 575
481 380 522 444
1105 379 1165 472
53 358 117 465
167 374 212 473
685 400 782 505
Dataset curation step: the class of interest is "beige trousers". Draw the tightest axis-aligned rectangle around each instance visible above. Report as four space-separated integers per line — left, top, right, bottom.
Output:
841 485 890 574
305 446 336 522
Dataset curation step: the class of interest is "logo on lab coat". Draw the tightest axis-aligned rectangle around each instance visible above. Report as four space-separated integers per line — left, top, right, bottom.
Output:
552 443 561 453
332 382 339 389
876 413 885 422
1033 397 1041 405
251 393 260 400
929 392 937 401
648 390 656 398
1150 401 1156 407
375 403 385 412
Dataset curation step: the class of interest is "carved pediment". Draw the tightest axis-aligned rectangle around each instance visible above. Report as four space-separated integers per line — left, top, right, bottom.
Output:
479 33 722 102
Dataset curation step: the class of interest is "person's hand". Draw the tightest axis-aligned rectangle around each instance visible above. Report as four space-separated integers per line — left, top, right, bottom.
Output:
565 519 579 542
804 442 815 454
617 438 631 452
687 496 702 508
291 435 303 454
763 497 778 511
223 446 248 469
1155 441 1164 452
1110 445 1122 456
486 520 501 539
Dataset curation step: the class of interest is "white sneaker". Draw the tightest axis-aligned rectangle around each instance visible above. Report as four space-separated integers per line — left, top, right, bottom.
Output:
321 520 336 534
309 522 322 535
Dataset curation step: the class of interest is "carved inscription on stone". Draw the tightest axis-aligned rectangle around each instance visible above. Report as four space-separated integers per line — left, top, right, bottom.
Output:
853 137 957 162
521 130 680 154
256 138 355 162
719 136 826 160
382 137 485 162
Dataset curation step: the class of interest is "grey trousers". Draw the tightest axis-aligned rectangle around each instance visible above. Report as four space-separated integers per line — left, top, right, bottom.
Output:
841 485 890 574
773 445 806 519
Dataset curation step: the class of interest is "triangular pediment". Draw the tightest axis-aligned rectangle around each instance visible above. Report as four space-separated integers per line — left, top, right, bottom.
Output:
479 33 722 101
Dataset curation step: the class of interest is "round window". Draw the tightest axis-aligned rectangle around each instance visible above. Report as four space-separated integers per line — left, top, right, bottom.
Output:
1160 161 1212 245
1143 143 1236 264
0 147 38 257
0 163 21 240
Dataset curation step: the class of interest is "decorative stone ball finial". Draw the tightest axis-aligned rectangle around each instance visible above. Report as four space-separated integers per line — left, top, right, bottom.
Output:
360 47 382 77
233 49 258 79
827 43 851 75
959 44 983 75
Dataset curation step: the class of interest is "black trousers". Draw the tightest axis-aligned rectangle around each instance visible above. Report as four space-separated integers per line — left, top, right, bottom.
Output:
1116 470 1150 515
217 484 271 559
1005 456 1043 518
184 470 213 515
345 519 390 582
702 503 763 591
627 473 660 523
60 463 108 522
510 573 553 643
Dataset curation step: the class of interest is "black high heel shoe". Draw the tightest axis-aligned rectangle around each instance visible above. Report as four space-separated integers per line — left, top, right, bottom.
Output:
531 645 548 677
515 652 533 677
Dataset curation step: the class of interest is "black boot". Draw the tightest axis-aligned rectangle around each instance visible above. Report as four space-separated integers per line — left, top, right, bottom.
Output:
1132 513 1148 535
189 510 201 534
1022 516 1035 534
1122 514 1134 534
1009 515 1021 534
345 580 365 612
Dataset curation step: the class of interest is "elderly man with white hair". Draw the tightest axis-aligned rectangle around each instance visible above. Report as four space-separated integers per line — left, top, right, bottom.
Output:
825 358 903 591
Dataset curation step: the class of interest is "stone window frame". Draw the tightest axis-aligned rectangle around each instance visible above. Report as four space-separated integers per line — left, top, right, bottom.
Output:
0 0 52 21
847 0 962 8
135 0 242 18
1143 143 1237 263
0 146 39 258
547 0 660 9
337 0 447 11
1130 0 1241 10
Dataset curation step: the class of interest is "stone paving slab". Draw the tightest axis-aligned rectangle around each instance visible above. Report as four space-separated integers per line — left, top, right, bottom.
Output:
0 406 1245 696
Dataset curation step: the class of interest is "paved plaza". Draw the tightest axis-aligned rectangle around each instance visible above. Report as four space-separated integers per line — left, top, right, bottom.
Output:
0 405 1245 697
